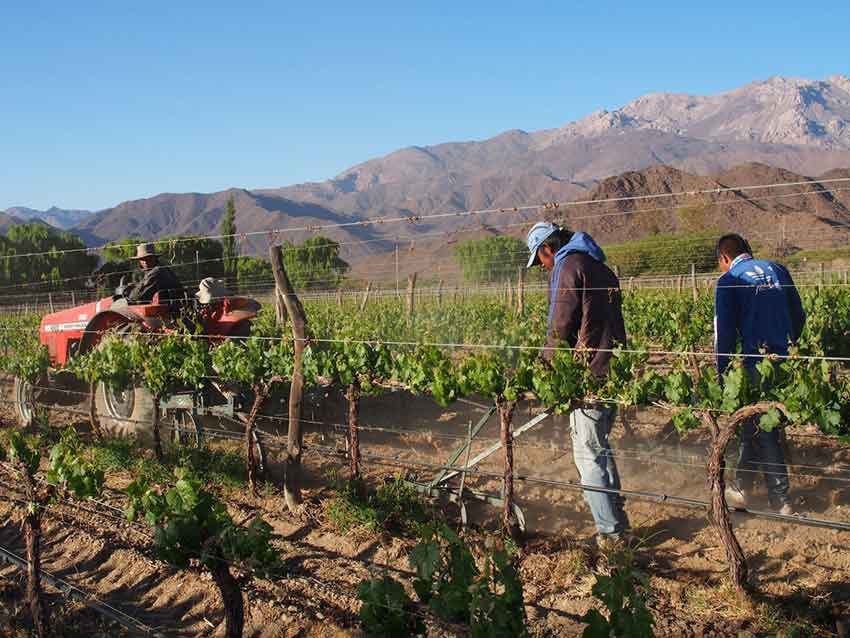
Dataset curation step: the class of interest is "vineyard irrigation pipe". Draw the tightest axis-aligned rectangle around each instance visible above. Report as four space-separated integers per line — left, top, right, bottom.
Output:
0 543 167 637
2 178 850 262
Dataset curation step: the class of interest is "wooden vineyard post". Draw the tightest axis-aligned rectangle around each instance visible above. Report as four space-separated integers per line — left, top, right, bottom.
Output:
819 263 825 288
270 244 308 513
691 263 698 301
337 288 343 307
346 383 361 480
359 282 371 311
677 275 683 294
437 279 443 307
506 280 514 308
406 273 417 319
497 397 519 538
516 267 525 315
47 293 55 314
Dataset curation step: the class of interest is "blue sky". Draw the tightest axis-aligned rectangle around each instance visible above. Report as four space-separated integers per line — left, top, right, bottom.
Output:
2 1 848 211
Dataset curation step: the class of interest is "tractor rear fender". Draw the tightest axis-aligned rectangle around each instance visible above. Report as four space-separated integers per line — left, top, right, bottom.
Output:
77 309 146 355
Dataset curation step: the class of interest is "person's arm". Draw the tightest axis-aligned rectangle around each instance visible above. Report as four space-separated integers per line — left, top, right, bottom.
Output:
777 265 805 342
714 276 738 374
543 261 582 362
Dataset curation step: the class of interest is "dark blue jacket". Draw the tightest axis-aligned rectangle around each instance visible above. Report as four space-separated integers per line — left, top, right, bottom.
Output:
714 255 805 373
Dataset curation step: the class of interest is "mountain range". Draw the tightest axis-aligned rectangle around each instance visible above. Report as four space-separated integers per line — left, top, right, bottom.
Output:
7 74 850 272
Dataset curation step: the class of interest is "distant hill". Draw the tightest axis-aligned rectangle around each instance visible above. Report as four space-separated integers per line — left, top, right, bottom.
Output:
2 72 845 279
5 206 93 229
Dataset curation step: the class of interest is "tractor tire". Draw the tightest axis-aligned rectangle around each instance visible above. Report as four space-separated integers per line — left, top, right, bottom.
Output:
13 377 35 428
94 381 156 443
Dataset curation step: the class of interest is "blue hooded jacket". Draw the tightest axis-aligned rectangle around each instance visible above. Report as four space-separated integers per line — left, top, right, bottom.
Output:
714 254 806 373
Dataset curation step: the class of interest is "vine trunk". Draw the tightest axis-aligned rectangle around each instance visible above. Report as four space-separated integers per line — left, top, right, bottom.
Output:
208 556 244 638
347 383 361 480
497 398 519 538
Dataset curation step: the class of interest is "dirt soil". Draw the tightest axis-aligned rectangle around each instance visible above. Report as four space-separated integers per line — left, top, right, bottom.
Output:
1 388 849 637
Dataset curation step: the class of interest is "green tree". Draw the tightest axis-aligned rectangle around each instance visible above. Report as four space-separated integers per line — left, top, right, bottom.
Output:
102 236 224 290
221 196 238 281
0 224 97 289
283 236 350 290
454 236 526 284
236 256 273 292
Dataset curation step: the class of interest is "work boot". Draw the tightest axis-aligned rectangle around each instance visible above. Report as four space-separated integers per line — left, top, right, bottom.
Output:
776 502 795 516
724 484 747 507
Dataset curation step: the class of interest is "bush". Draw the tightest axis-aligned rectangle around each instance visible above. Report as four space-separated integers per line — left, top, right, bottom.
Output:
604 233 716 277
455 236 527 283
325 475 429 535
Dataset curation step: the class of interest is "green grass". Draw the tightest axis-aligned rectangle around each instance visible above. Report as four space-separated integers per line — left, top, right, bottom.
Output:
325 474 431 535
89 438 246 488
784 245 850 268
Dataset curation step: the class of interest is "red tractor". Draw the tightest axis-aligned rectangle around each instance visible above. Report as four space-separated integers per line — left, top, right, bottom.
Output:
14 284 263 450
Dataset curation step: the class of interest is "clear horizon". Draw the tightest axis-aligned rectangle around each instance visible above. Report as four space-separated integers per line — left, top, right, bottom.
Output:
2 1 849 211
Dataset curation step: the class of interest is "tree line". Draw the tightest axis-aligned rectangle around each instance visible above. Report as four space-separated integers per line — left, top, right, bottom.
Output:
0 196 349 296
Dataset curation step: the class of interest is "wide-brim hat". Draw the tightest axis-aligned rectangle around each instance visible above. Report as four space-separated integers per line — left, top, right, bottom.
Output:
130 242 161 260
196 277 230 304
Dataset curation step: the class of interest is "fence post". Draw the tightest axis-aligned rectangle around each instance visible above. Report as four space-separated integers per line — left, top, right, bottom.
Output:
437 279 443 307
406 273 417 319
70 291 76 306
394 243 400 298
270 244 308 513
690 263 698 301
516 267 525 315
359 282 372 311
819 263 825 287
506 280 514 308
337 288 343 307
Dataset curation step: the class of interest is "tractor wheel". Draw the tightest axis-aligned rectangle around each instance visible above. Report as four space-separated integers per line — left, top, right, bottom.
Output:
94 381 156 442
13 377 35 428
170 410 203 448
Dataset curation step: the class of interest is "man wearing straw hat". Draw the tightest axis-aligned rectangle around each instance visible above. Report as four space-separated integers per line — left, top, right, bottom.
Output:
126 242 185 304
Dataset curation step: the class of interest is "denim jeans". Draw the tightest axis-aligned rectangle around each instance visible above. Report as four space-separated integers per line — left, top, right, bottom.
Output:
569 404 630 536
734 416 790 507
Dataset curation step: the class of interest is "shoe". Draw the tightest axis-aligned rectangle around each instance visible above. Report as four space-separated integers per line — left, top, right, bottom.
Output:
777 503 795 516
724 484 747 507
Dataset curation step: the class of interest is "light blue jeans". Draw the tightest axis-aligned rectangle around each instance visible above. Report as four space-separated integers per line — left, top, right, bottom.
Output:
569 404 630 536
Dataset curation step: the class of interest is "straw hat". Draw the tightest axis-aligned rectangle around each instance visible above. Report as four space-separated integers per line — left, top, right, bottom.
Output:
130 242 161 260
196 277 230 304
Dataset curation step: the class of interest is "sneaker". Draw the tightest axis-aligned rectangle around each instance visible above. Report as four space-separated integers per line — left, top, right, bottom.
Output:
724 484 747 507
777 503 795 516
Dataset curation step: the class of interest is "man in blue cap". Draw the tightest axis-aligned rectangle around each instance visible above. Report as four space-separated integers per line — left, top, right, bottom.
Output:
526 221 630 544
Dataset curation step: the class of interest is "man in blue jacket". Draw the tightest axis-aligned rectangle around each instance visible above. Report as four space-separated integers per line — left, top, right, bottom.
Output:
714 233 805 515
527 222 630 544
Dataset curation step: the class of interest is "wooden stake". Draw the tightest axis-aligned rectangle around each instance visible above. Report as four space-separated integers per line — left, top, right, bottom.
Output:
691 263 698 301
406 273 417 319
516 267 525 315
359 282 371 311
270 244 308 512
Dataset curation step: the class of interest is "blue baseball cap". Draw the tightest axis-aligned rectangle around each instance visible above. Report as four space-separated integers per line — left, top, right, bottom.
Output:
526 221 559 267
